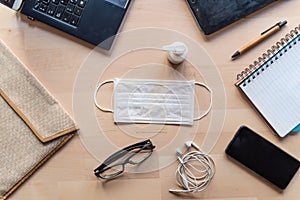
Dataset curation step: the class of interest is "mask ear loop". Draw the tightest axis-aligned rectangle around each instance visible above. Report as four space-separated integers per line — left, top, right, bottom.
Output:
194 82 213 121
94 79 114 113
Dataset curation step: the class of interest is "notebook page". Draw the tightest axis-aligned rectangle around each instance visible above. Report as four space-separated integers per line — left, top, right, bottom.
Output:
239 35 300 137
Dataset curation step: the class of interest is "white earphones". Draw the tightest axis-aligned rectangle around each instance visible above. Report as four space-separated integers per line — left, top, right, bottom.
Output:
184 140 200 150
170 141 216 193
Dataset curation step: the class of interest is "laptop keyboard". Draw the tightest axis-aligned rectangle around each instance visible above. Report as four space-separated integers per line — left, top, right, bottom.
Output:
33 0 87 27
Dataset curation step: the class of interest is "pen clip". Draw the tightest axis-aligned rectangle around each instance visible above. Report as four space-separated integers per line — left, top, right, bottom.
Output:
260 21 287 35
261 23 278 35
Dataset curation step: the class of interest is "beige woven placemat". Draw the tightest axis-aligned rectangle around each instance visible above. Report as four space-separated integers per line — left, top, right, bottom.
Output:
0 40 78 200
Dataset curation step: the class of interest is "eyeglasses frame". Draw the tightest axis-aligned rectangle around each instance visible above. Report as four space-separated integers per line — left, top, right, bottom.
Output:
94 139 155 179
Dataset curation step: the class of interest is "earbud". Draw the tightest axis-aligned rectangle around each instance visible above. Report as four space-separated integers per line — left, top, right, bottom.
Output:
176 148 184 163
175 141 201 163
184 141 200 151
176 148 183 157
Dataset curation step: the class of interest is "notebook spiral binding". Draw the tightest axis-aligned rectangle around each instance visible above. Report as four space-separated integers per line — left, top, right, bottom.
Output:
236 24 300 82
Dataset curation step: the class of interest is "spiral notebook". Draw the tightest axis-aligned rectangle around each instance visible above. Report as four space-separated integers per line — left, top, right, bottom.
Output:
235 25 300 137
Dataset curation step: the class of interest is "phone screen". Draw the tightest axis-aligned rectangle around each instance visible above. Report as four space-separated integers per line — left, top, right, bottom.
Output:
225 126 299 190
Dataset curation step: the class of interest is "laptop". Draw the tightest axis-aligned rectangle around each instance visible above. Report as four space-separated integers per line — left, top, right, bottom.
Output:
186 0 280 35
0 0 131 50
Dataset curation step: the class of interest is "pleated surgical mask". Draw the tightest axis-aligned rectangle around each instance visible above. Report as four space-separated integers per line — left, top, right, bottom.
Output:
94 78 212 125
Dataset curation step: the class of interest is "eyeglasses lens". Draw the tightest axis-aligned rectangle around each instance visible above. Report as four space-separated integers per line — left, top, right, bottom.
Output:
100 164 124 179
128 150 152 164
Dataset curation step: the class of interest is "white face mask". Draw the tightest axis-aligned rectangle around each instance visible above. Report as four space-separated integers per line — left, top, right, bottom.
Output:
94 78 212 125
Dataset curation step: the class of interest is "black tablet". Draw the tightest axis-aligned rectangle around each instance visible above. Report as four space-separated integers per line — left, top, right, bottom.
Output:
186 0 280 35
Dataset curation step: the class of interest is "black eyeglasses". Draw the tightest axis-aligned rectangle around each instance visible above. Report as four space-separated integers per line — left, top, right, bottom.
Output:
94 139 155 179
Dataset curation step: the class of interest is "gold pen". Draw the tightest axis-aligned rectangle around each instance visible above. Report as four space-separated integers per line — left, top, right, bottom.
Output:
231 20 287 59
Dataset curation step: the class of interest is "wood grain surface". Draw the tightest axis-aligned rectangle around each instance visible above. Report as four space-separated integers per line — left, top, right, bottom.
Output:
0 0 299 199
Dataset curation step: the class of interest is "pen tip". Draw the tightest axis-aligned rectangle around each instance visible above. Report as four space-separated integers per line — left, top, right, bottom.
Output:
231 51 240 60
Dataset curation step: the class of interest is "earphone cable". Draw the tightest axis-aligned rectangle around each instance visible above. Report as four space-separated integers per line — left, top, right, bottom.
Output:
169 150 215 193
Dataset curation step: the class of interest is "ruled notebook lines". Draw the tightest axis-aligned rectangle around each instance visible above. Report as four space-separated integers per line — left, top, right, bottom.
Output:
237 33 300 137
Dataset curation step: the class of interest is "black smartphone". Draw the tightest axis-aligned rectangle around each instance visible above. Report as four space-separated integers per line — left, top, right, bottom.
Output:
225 126 299 190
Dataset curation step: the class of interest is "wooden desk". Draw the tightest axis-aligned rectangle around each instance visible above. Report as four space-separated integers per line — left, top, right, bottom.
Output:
0 0 299 199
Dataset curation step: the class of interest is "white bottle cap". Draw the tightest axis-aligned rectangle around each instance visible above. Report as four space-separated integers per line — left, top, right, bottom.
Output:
163 42 188 64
